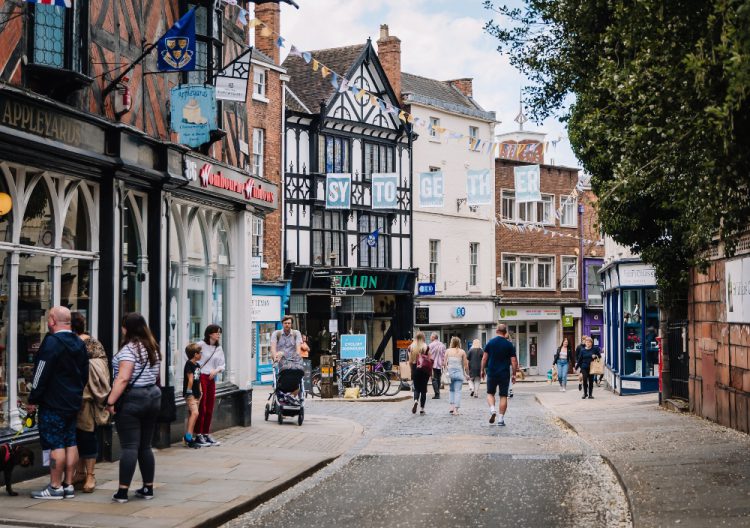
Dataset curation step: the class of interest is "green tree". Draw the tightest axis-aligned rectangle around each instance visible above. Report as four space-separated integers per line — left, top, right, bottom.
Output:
485 0 750 307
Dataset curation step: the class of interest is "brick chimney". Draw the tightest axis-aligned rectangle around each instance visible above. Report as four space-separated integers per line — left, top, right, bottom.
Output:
376 24 401 104
448 78 473 98
255 2 280 64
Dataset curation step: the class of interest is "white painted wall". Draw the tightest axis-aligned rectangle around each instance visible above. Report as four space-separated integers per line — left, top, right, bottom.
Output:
410 104 496 297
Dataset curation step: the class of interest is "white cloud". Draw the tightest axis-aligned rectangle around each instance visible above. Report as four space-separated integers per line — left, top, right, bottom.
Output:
274 0 579 168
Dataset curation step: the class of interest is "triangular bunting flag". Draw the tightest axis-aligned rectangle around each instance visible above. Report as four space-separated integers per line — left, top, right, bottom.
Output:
260 26 272 37
249 18 263 27
321 66 330 78
302 51 312 63
289 45 303 58
312 59 320 71
276 36 285 48
355 89 367 101
330 72 339 89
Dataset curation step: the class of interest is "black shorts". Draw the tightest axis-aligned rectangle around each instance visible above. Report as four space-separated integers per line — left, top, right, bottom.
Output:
486 372 511 397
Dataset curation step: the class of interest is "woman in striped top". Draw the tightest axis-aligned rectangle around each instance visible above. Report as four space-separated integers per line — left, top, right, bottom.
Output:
106 313 161 504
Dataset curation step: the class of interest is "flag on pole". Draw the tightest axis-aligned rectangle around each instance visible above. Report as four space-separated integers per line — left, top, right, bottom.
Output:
366 228 380 248
157 8 197 71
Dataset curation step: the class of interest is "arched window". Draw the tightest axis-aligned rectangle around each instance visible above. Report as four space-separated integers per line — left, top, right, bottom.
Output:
20 179 54 248
0 168 12 243
62 185 90 251
211 217 230 332
121 193 146 316
187 212 208 343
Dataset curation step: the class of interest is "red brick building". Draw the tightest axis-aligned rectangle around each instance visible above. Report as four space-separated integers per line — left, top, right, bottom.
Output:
688 243 750 433
495 159 604 374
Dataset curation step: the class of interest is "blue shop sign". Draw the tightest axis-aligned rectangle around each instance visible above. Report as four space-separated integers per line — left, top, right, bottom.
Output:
417 282 436 295
170 85 217 148
340 334 367 359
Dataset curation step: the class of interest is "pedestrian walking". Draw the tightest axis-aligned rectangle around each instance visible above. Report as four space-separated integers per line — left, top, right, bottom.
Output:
196 324 225 446
443 337 469 415
106 313 161 503
428 333 446 399
409 332 431 415
481 323 518 427
71 312 110 494
467 339 483 397
27 307 89 500
182 343 206 448
271 315 304 396
575 336 602 399
575 335 588 391
553 337 572 392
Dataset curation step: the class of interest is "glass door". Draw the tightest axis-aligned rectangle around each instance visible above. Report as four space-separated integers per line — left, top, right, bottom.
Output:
256 322 277 383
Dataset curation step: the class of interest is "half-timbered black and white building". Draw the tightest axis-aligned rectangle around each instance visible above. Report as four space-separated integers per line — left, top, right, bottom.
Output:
282 41 415 366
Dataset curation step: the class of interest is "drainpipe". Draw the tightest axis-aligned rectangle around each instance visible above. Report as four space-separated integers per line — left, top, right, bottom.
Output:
578 203 584 301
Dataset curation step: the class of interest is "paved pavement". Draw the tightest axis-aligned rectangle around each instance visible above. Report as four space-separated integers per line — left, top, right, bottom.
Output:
0 388 363 528
534 382 750 528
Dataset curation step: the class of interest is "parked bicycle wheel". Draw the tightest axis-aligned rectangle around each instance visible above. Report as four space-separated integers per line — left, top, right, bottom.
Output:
383 369 402 396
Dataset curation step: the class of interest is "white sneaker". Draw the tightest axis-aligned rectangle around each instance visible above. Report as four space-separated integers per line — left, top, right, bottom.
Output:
498 418 506 426
562 387 566 392
31 484 64 500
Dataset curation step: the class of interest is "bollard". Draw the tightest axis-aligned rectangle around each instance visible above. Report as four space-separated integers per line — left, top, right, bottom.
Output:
320 354 336 398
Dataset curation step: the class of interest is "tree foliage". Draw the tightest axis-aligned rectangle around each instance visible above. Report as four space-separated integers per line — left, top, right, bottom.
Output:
485 0 750 306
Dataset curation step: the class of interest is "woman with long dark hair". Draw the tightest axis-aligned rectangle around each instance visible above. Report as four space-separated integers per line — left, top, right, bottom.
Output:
408 332 432 415
553 337 572 392
106 313 161 503
195 324 225 446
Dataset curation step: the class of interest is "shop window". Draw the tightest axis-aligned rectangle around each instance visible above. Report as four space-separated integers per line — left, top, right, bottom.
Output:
358 213 388 268
63 186 90 251
561 256 578 290
167 214 182 386
187 215 208 343
211 219 231 381
122 194 146 317
644 289 659 377
318 136 350 174
20 180 54 248
257 322 276 367
61 257 91 316
622 289 643 376
0 251 9 428
0 174 12 243
17 254 54 406
312 210 344 266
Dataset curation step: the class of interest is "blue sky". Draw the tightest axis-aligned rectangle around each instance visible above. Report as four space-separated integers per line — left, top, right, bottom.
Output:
271 0 578 168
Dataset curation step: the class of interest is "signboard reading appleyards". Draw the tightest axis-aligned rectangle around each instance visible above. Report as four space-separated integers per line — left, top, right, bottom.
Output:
184 154 278 210
0 91 106 154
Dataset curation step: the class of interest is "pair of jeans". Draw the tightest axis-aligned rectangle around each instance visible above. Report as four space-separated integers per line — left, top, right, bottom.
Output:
581 367 594 396
114 385 160 488
469 376 481 394
557 359 569 386
448 378 463 408
431 368 442 396
196 374 216 434
412 369 430 408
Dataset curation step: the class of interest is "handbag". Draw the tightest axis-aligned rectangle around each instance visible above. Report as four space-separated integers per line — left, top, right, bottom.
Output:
112 356 147 414
589 357 604 376
157 385 177 423
416 352 433 374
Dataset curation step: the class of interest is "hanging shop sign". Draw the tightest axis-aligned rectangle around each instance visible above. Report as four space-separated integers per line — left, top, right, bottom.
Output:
466 169 492 206
0 91 106 154
419 171 444 208
326 173 351 209
184 154 278 209
725 256 750 323
562 315 574 327
215 48 251 102
514 164 541 203
170 85 217 147
371 173 399 209
417 282 436 296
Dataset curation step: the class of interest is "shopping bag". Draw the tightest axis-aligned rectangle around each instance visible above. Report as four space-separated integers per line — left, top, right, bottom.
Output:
589 357 604 376
551 365 558 383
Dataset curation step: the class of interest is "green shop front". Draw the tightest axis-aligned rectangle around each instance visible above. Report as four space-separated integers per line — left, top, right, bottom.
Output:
601 259 661 394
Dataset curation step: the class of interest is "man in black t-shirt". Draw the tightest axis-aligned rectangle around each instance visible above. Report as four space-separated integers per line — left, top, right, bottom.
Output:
481 323 518 427
183 344 206 448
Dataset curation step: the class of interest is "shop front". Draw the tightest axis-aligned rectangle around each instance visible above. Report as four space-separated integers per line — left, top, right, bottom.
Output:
497 305 562 375
0 87 113 439
165 153 278 440
601 260 660 394
252 281 291 384
287 267 416 367
414 299 495 350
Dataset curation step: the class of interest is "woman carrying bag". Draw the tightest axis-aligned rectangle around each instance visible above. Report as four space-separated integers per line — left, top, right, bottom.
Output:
575 336 601 399
106 313 161 503
409 332 432 415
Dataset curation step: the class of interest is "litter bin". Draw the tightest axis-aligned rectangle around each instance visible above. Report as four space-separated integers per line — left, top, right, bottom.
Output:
239 383 253 427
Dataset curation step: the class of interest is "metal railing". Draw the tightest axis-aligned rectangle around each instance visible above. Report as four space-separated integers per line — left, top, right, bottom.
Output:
666 321 689 400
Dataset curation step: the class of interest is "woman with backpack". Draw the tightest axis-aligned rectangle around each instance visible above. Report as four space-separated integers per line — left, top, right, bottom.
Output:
408 331 432 415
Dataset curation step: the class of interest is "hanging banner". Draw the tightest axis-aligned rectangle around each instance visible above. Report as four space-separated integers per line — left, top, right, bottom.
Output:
215 48 251 102
326 173 351 209
170 85 217 148
371 173 398 209
466 169 492 206
419 171 444 208
514 164 541 203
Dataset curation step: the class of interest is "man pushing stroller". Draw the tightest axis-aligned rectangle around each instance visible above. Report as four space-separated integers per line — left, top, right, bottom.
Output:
270 315 305 402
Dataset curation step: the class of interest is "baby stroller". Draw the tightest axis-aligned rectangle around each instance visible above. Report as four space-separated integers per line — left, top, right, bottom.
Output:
264 363 305 425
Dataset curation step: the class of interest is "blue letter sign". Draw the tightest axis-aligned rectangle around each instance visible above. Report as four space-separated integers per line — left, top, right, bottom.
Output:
326 173 351 209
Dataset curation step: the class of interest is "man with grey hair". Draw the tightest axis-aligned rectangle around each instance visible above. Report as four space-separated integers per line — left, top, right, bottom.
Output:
428 332 446 399
481 323 518 426
27 307 89 499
